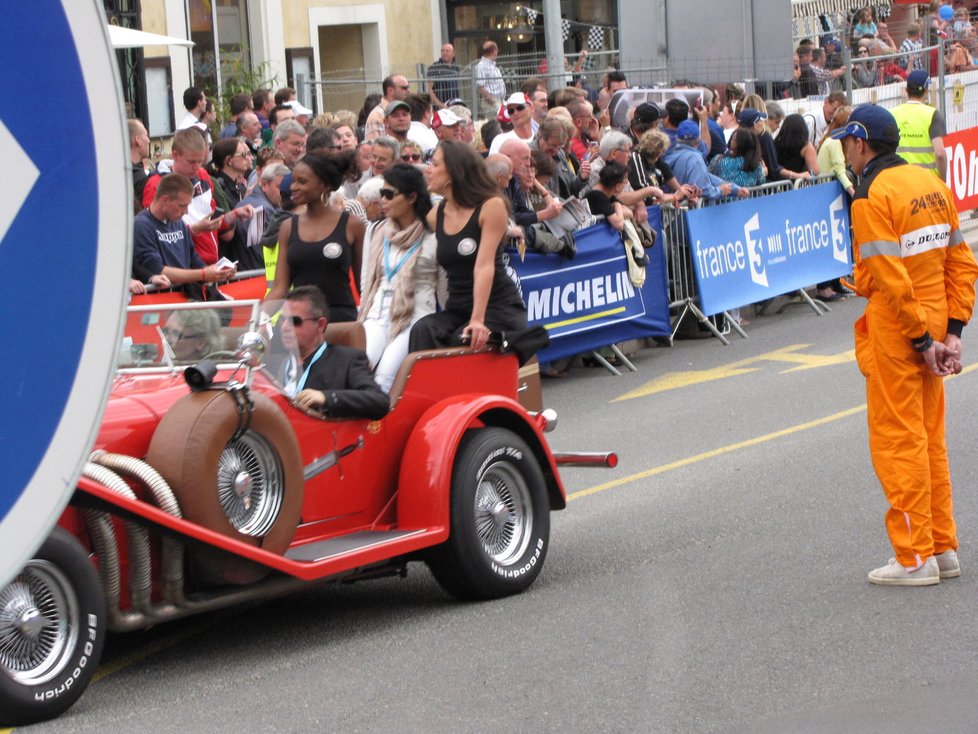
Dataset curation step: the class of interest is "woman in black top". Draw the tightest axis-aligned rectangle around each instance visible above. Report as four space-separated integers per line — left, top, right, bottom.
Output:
410 140 527 350
266 151 365 322
774 114 819 181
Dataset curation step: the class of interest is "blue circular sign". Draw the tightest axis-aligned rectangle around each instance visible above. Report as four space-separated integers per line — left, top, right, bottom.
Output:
0 2 129 586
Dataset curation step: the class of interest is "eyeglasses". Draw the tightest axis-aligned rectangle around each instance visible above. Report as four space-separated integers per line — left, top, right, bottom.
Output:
162 328 203 341
401 153 423 161
233 151 253 158
507 104 526 113
379 188 401 200
287 315 319 327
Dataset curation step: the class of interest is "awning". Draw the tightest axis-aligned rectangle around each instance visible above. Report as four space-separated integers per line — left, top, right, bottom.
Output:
791 0 873 17
107 25 194 49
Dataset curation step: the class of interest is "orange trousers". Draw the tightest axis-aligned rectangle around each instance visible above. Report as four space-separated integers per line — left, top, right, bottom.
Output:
855 301 956 568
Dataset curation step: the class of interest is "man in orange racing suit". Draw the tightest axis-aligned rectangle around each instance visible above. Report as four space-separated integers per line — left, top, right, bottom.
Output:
832 104 978 586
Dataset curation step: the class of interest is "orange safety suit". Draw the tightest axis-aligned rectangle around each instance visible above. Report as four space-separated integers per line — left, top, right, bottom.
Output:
851 153 978 568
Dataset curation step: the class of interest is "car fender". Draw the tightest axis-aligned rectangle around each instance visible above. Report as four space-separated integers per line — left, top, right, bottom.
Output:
396 394 565 532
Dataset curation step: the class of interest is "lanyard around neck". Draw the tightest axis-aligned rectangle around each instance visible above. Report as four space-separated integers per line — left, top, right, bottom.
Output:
383 235 423 282
295 341 328 393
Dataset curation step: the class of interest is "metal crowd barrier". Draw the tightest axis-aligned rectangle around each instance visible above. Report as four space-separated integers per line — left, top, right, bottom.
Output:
662 178 842 344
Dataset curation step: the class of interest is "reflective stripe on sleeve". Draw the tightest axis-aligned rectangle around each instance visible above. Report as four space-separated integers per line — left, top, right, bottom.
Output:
859 240 901 258
950 228 965 246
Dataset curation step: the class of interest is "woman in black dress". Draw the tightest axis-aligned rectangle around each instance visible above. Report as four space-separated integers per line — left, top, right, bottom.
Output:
410 140 527 350
265 151 365 322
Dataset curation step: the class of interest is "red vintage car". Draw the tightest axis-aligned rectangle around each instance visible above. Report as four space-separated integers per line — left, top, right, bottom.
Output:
0 299 613 726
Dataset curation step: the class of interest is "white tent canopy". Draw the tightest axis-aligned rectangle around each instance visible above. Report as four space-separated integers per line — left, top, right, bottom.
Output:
107 25 194 49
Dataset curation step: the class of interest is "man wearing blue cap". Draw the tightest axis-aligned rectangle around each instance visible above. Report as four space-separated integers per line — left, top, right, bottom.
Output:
664 120 749 200
891 70 947 179
833 104 978 586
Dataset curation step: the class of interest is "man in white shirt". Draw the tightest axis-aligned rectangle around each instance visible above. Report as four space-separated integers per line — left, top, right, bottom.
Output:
489 92 536 154
475 41 506 119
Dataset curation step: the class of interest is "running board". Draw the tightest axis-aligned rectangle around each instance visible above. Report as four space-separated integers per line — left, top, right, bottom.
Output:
286 529 427 562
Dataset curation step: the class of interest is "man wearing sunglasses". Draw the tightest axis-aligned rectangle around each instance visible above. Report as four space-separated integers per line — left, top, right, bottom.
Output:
488 92 536 154
282 286 389 419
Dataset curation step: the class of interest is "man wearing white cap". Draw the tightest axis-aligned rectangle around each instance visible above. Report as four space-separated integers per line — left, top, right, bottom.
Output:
488 92 535 154
286 99 313 128
891 70 947 179
430 108 464 144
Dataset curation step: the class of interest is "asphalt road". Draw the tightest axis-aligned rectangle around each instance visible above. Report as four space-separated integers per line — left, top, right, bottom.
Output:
18 295 978 734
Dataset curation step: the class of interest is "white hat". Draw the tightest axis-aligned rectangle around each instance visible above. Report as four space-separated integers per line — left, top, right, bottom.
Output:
286 100 313 116
432 108 461 129
504 92 530 107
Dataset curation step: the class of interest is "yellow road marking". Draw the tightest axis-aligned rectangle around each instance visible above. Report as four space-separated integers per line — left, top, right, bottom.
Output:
568 405 868 501
91 613 233 684
614 344 856 401
546 306 627 330
579 363 977 501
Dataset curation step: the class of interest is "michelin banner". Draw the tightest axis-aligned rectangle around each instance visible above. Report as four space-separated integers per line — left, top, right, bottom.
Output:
685 182 852 316
509 216 671 363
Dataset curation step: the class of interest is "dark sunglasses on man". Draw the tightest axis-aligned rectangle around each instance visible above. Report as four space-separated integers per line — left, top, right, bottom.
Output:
507 104 526 113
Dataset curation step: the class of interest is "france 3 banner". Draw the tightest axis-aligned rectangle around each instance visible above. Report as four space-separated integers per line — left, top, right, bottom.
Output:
508 217 672 363
684 183 852 316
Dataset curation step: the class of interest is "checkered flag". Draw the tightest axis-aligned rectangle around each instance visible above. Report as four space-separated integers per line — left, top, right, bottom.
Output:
526 8 538 23
587 25 604 50
561 18 571 41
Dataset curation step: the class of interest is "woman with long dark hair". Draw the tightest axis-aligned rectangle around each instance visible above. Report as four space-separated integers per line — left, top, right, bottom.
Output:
708 128 765 187
357 164 444 391
410 140 527 350
265 150 365 322
775 114 819 180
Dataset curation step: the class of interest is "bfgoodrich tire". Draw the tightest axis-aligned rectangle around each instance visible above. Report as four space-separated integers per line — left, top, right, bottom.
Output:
0 528 106 727
428 427 550 600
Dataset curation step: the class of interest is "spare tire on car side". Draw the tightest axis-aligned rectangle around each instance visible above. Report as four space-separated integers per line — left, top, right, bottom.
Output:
146 389 304 584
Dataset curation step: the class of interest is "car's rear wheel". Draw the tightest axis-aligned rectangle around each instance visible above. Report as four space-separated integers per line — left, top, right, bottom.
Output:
428 427 550 600
147 390 304 584
0 528 106 727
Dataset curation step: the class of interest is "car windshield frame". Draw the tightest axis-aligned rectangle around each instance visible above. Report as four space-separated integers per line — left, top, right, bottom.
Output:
117 299 263 376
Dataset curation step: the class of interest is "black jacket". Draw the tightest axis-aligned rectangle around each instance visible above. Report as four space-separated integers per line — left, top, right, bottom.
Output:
303 344 390 420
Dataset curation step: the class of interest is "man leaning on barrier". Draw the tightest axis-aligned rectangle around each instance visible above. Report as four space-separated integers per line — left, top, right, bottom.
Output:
663 121 749 201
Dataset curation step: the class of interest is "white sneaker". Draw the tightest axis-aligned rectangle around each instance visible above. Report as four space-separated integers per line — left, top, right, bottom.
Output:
935 550 961 579
868 557 940 586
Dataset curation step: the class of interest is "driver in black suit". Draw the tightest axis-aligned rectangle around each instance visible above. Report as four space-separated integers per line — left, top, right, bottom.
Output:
281 286 389 420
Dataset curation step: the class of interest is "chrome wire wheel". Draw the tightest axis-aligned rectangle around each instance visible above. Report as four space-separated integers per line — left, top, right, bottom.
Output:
474 460 534 567
0 560 79 686
217 431 284 536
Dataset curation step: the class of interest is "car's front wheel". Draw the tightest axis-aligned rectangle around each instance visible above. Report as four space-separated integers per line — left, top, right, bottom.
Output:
0 528 106 727
428 427 550 600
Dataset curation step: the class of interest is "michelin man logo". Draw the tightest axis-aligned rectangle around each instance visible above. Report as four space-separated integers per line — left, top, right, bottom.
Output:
744 213 768 288
829 194 849 265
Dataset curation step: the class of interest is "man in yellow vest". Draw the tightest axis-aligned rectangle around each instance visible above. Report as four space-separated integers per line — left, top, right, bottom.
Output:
891 70 947 179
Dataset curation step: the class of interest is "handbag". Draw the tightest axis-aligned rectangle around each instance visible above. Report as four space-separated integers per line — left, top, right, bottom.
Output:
621 219 647 288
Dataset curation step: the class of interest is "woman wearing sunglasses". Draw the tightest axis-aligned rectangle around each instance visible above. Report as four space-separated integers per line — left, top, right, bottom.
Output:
399 140 425 164
357 164 444 391
410 140 527 351
265 150 365 322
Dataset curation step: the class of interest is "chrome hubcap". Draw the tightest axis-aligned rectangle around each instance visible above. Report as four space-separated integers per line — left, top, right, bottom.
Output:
0 560 79 685
217 431 284 536
474 461 532 566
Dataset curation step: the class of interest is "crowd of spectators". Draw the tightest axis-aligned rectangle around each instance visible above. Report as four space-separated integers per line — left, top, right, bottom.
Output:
131 4 963 376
